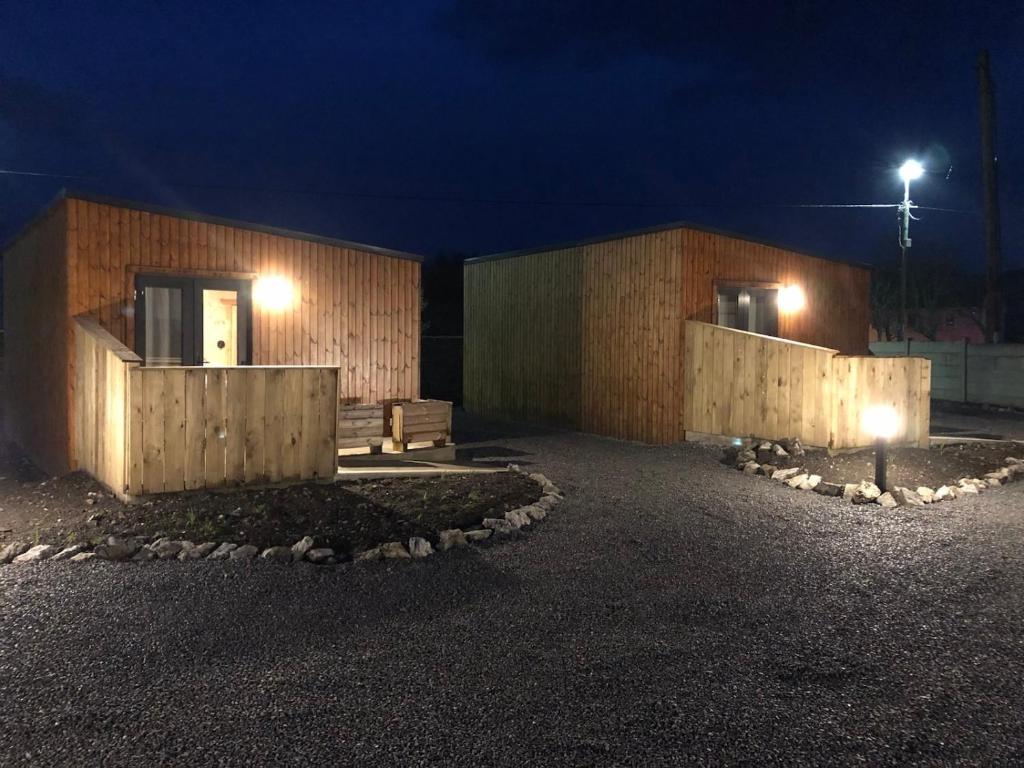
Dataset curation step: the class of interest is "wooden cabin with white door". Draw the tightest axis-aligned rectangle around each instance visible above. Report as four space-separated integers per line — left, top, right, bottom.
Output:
3 190 424 496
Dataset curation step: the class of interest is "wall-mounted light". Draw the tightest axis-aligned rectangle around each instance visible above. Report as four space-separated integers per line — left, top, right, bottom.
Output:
253 276 294 311
777 284 806 314
863 404 900 490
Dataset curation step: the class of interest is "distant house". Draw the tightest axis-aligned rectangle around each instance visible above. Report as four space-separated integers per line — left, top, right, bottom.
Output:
871 308 986 344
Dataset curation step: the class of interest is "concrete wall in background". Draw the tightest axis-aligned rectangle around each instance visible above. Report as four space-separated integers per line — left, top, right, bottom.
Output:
871 340 1024 409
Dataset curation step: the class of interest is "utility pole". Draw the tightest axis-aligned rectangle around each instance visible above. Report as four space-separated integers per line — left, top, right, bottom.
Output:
978 50 1002 342
897 160 923 341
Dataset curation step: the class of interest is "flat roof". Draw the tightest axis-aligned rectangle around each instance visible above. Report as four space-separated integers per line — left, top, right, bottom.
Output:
465 220 870 271
3 188 425 263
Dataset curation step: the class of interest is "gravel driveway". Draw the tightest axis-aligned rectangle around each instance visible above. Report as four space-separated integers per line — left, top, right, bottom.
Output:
3 415 1024 766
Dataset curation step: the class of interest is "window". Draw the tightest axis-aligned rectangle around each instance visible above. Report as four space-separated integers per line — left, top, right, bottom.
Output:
715 285 779 336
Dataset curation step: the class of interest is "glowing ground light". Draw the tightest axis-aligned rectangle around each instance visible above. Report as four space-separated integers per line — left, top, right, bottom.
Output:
253 276 295 311
777 284 806 314
863 405 900 440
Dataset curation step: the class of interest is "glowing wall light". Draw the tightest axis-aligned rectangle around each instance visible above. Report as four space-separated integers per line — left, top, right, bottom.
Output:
253 276 295 311
777 284 806 314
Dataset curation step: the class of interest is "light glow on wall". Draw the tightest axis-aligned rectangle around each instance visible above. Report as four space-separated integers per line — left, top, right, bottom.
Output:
253 276 295 311
777 284 806 314
862 404 900 440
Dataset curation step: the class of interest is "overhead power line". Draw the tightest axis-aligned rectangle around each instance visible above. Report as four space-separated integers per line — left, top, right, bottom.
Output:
0 167 976 214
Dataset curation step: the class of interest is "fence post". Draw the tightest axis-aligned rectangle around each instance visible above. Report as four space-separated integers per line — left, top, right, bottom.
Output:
961 339 969 403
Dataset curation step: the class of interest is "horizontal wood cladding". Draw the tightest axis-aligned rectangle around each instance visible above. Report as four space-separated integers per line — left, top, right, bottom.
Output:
64 198 419 405
681 228 870 354
3 204 71 473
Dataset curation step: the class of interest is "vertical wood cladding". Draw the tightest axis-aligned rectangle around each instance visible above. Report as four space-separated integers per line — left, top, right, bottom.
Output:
64 197 420 406
3 204 71 472
465 225 870 444
4 194 420 474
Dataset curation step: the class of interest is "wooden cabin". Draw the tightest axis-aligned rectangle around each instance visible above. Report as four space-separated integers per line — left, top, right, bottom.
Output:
463 223 929 448
3 190 422 481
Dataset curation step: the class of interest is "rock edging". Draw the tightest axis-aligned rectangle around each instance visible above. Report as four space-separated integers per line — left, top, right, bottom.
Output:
0 466 564 569
724 440 1024 509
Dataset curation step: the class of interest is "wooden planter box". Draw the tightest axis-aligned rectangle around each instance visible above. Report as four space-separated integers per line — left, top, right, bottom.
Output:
337 402 386 454
391 400 452 453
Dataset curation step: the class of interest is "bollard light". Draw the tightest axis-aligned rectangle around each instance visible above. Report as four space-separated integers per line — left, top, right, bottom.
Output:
863 405 900 490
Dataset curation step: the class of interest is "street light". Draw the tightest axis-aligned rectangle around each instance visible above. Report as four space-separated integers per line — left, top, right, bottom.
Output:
897 159 924 340
863 405 900 490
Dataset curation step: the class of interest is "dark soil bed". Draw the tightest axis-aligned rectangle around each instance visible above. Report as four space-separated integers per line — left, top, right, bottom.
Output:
0 439 540 554
775 441 1020 489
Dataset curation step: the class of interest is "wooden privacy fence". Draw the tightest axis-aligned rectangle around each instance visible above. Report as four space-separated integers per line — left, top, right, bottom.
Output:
684 321 930 448
74 316 140 496
871 339 1024 409
74 316 339 499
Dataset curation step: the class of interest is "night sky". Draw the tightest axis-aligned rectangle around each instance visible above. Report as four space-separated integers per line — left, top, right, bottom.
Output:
1 1 1021 270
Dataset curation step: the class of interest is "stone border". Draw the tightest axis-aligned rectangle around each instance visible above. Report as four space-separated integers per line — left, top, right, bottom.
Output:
724 439 1024 509
0 467 564 568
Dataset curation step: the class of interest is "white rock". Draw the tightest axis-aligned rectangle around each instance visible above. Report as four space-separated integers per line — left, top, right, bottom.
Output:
208 543 238 560
876 492 898 508
785 473 809 489
799 475 822 490
13 544 59 563
773 444 790 458
852 481 882 504
306 547 335 564
49 544 86 561
957 483 979 495
229 544 259 560
892 486 924 506
94 537 140 561
70 552 97 562
934 485 952 502
154 540 184 559
437 529 468 551
483 518 514 535
355 547 383 562
772 467 803 482
465 529 493 542
524 505 547 521
408 537 433 558
291 536 314 561
916 487 936 503
1 542 31 564
181 542 217 560
260 546 293 562
741 462 760 475
504 509 531 528
381 541 411 559
842 483 860 501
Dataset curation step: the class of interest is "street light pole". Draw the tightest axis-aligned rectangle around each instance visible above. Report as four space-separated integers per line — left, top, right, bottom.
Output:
897 160 923 341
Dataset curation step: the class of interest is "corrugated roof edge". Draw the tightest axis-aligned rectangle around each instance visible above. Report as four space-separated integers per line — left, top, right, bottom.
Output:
464 220 871 271
2 188 425 263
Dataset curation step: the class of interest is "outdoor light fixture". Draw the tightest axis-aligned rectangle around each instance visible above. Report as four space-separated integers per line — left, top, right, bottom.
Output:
777 284 806 314
898 159 924 183
897 159 924 341
863 405 900 490
253 276 294 311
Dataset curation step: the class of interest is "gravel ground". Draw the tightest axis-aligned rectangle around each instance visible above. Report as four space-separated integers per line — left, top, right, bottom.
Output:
2 415 1024 766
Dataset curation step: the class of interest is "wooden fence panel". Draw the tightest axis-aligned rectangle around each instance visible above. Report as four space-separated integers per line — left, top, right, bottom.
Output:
684 321 929 449
125 366 339 495
73 316 140 500
684 321 836 446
